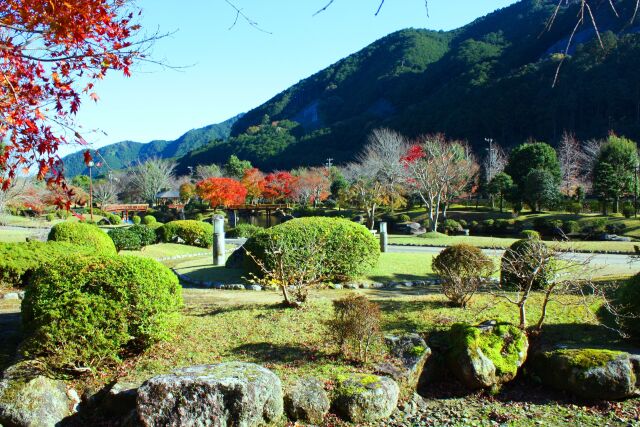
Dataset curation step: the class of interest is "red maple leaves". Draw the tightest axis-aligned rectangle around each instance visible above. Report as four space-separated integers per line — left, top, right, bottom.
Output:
196 177 248 208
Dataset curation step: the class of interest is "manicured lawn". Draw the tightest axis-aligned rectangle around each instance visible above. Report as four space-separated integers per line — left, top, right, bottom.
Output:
389 233 638 254
363 252 436 282
122 243 210 260
0 228 45 243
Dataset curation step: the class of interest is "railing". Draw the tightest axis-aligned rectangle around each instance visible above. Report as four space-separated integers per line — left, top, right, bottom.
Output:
103 204 149 213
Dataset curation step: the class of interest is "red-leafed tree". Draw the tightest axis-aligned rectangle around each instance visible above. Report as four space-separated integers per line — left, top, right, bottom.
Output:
261 171 297 202
196 177 247 208
241 168 265 204
0 0 156 199
293 167 331 207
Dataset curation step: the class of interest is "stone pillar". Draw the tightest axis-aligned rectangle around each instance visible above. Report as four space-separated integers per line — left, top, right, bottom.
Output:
213 215 226 266
379 222 388 253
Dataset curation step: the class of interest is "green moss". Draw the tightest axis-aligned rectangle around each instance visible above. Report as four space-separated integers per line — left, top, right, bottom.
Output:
409 345 426 356
449 323 527 377
335 373 382 397
554 348 623 370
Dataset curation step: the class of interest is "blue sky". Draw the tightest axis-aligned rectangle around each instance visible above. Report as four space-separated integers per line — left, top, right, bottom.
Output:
70 0 518 155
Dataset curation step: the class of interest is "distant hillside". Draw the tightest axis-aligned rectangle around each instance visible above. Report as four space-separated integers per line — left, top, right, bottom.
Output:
177 0 640 172
62 115 241 177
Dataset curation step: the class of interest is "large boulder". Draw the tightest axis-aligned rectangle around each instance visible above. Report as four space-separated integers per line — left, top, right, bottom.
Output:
396 222 427 236
284 377 330 424
447 321 528 390
333 373 399 423
529 347 640 400
136 362 283 427
376 334 431 393
0 365 77 427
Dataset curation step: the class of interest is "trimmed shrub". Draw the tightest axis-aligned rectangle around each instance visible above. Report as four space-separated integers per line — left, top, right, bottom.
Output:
142 215 157 225
398 214 411 223
323 199 338 209
195 213 204 221
107 214 122 225
227 223 263 239
500 238 553 290
564 220 580 234
0 242 94 290
567 202 583 215
606 222 627 234
482 219 495 230
244 217 380 282
458 219 468 229
21 255 183 372
129 225 157 247
48 222 117 254
132 215 142 225
108 228 142 252
520 230 541 240
45 213 55 222
611 273 640 339
442 219 463 235
432 244 494 307
157 220 213 248
622 204 635 219
56 210 71 219
582 218 607 236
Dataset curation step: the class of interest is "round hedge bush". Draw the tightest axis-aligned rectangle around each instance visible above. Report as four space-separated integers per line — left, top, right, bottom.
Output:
129 224 157 247
612 273 640 339
520 230 541 240
132 215 142 225
48 222 117 254
21 255 183 372
108 228 142 252
157 220 213 248
500 238 553 290
142 215 157 225
244 217 380 282
0 241 94 290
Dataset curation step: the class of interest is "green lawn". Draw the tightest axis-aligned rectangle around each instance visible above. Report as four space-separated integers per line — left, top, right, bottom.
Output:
0 228 45 243
122 243 210 260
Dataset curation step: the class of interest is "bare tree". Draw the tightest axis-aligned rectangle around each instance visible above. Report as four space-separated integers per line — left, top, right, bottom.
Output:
93 180 119 210
358 128 409 212
557 132 584 196
195 164 222 182
483 141 507 185
131 158 176 206
0 177 34 221
342 162 388 230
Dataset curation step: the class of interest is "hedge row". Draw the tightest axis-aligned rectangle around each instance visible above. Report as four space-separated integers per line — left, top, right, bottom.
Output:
157 220 213 248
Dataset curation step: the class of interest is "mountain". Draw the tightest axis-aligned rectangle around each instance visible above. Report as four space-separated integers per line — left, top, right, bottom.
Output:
62 115 241 177
176 0 640 173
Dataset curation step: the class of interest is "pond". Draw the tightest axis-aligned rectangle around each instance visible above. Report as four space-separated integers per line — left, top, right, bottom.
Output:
232 213 284 229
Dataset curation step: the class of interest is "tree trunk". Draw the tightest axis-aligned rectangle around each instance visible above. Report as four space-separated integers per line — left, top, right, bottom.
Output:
614 196 620 214
499 195 504 213
518 302 527 330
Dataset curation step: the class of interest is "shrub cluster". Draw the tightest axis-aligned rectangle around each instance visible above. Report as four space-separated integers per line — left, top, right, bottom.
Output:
108 228 142 252
0 242 94 290
244 217 380 282
130 224 157 247
21 255 183 372
441 219 463 235
327 295 382 363
611 273 640 339
142 215 157 225
157 220 213 248
500 238 553 290
132 215 142 225
48 222 117 254
227 223 263 238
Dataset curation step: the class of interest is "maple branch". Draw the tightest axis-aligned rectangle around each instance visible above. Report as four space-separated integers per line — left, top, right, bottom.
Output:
224 0 272 34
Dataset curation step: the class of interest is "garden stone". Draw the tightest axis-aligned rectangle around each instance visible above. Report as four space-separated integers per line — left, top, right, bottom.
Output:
402 281 414 288
447 322 528 390
333 374 399 423
377 334 431 393
529 347 640 400
284 377 330 424
370 282 385 289
136 362 283 427
245 284 262 291
1 292 20 300
345 283 359 290
330 284 343 290
0 364 77 427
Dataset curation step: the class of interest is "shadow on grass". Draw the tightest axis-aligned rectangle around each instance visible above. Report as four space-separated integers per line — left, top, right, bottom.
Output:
367 273 438 283
536 322 630 350
0 311 22 371
232 342 327 364
187 302 285 317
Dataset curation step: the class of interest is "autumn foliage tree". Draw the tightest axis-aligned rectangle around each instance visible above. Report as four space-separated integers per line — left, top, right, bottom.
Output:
0 0 154 200
241 168 265 204
261 172 297 202
196 177 247 208
293 167 331 207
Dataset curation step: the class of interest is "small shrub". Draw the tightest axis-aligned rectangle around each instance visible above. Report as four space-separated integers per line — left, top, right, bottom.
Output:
107 214 122 225
611 273 640 339
521 230 541 240
622 204 635 219
323 199 338 209
494 219 510 232
195 213 204 221
45 213 55 222
442 219 463 235
398 214 411 223
482 219 495 230
328 295 381 363
567 202 583 215
564 220 580 234
142 215 157 225
458 219 468 228
227 223 263 238
582 218 607 236
606 222 627 235
48 222 117 254
129 225 157 247
108 228 142 252
432 244 494 308
132 215 142 225
55 210 70 219
500 238 553 291
157 220 213 248
21 255 183 372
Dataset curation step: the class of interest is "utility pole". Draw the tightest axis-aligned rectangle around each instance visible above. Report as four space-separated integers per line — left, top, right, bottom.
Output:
325 158 333 169
88 160 95 222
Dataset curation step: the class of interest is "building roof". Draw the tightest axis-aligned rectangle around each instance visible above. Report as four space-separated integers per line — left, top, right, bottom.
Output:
156 190 180 199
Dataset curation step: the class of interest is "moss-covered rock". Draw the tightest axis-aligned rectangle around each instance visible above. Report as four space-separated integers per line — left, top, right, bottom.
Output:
447 321 528 390
529 347 640 400
0 364 77 427
376 334 431 397
333 373 399 423
284 377 330 424
136 362 283 426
